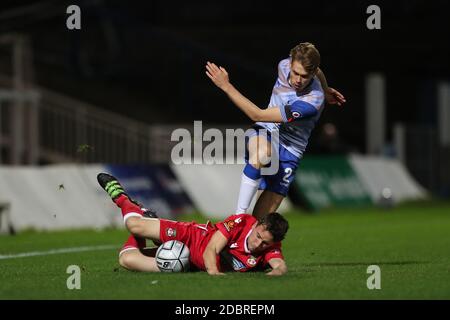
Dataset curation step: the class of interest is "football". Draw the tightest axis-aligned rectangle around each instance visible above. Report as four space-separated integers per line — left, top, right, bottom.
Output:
156 240 190 272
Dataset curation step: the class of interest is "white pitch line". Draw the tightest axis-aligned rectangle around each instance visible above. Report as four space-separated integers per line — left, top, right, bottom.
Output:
0 245 118 260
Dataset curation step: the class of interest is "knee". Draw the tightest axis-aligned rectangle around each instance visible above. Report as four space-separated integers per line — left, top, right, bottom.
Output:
119 251 136 269
248 150 269 168
248 145 271 168
126 218 143 236
257 148 271 166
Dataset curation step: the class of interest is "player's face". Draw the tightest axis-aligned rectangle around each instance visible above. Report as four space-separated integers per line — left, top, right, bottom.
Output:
247 224 274 253
289 60 314 91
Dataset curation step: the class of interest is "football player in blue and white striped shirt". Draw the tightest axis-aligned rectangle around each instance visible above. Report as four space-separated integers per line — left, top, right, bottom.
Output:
206 42 345 219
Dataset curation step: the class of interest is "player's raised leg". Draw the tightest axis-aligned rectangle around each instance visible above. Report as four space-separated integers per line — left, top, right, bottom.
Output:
97 173 161 241
236 135 271 214
251 157 297 219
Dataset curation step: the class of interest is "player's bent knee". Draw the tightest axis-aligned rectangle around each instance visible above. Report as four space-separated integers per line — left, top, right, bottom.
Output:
119 251 137 269
258 151 271 166
118 255 128 269
248 156 263 169
248 146 271 168
126 219 144 236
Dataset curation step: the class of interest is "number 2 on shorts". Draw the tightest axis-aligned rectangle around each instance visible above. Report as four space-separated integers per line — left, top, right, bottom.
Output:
282 168 293 185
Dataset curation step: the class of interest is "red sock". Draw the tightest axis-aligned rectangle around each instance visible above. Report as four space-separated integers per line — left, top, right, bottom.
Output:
115 194 143 219
121 234 146 251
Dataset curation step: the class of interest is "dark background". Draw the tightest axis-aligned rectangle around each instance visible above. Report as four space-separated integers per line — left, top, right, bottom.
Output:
0 0 449 154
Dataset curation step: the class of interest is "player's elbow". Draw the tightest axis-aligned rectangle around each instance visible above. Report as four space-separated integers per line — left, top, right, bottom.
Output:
251 109 281 123
249 113 259 122
249 110 264 122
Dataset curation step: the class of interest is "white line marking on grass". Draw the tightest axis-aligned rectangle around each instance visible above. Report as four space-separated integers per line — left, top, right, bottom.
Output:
0 245 117 260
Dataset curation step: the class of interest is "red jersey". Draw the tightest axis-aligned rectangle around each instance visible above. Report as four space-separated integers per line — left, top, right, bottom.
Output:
215 214 283 272
159 214 283 272
159 219 216 271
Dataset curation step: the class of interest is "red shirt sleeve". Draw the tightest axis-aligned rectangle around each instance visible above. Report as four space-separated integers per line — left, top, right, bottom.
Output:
263 242 284 265
215 214 247 241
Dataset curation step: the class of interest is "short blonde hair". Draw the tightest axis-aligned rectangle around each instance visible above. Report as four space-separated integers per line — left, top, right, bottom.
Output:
289 42 321 74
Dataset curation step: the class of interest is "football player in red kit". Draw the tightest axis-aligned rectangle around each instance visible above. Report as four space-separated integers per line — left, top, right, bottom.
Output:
98 173 289 276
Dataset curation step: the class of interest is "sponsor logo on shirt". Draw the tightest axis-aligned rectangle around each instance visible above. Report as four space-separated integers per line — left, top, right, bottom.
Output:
223 220 235 232
247 256 257 267
166 227 176 237
223 216 244 232
231 256 246 271
230 243 238 249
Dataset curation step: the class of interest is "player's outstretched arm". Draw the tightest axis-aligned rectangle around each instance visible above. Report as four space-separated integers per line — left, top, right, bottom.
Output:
316 68 346 106
203 230 228 275
206 61 283 123
266 258 288 276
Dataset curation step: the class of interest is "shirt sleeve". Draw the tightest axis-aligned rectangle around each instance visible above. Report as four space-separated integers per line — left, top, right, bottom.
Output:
215 214 246 241
263 243 284 265
279 87 324 123
275 58 291 88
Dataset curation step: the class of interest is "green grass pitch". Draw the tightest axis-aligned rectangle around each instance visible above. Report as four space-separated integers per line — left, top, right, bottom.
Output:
1 202 449 299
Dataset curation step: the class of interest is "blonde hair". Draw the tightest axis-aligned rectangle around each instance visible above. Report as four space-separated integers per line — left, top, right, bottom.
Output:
289 42 321 73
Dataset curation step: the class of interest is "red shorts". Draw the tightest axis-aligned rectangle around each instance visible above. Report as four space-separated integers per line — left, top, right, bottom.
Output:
159 219 215 271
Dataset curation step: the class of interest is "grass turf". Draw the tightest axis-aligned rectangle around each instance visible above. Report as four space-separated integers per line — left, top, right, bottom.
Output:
0 202 449 299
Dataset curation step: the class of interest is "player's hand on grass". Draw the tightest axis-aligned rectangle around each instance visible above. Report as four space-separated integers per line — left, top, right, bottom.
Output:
266 269 285 276
325 87 346 106
207 270 226 276
206 61 231 92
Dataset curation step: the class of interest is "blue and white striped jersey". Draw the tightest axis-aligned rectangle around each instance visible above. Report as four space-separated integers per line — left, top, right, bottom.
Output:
256 58 325 159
